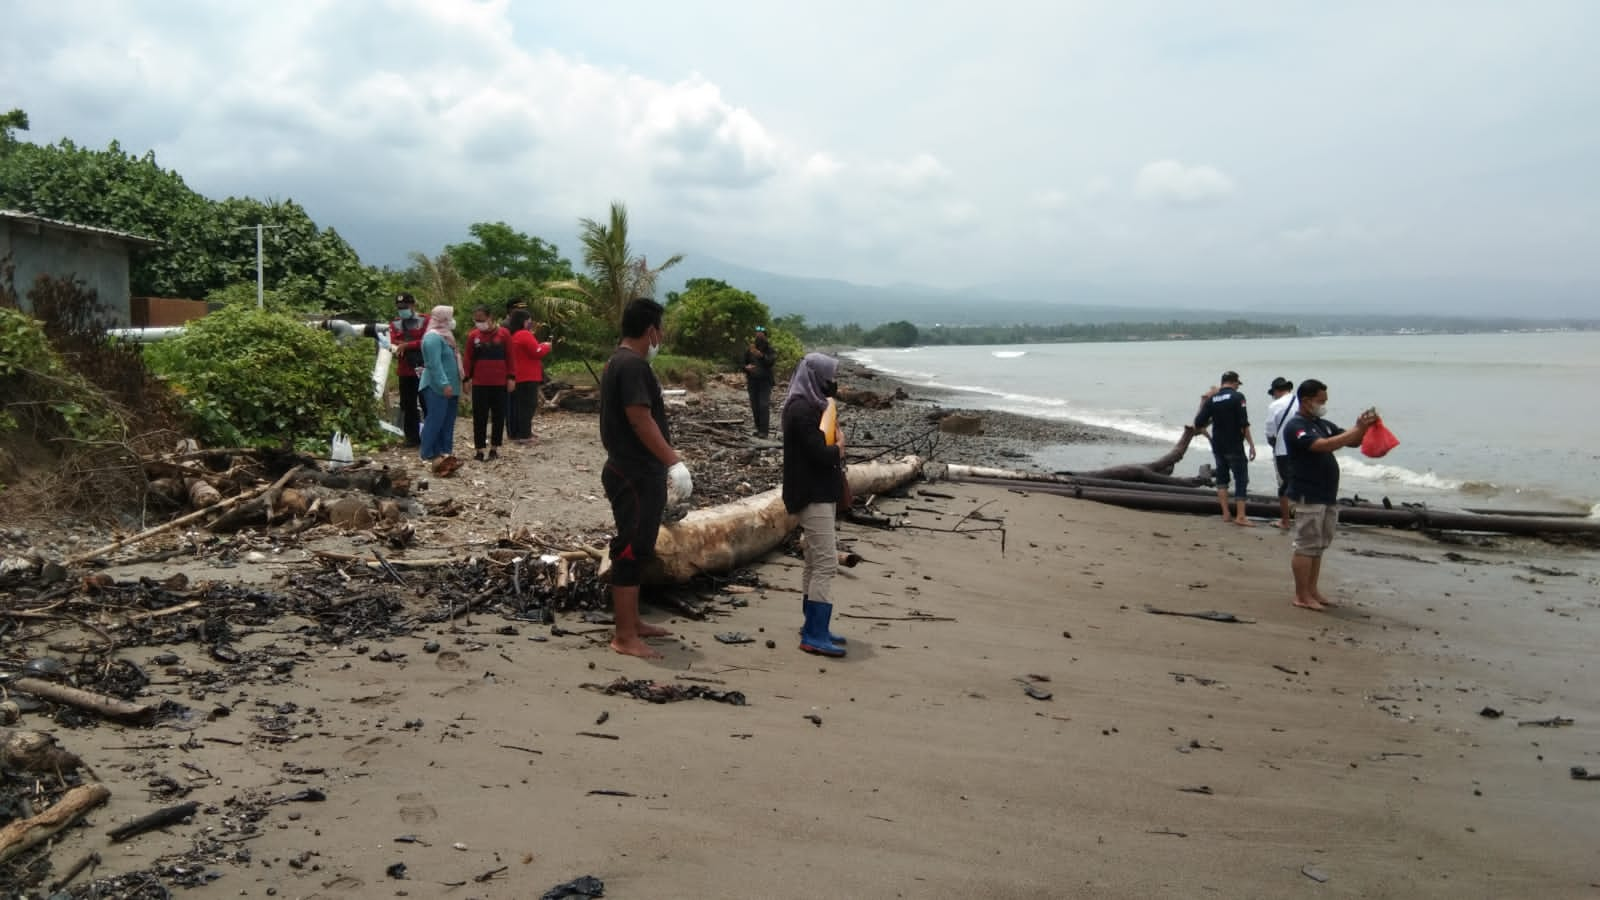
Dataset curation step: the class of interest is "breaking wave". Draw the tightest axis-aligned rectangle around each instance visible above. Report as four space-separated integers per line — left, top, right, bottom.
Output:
991 350 1027 358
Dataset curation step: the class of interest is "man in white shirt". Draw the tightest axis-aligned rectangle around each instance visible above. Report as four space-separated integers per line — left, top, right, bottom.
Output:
1264 376 1297 529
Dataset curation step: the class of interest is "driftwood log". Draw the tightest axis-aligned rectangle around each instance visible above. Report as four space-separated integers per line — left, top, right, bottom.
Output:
9 678 157 725
647 456 923 583
0 783 110 864
1072 426 1208 485
65 465 304 565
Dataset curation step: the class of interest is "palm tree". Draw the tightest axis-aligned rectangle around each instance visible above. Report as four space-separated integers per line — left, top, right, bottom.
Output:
406 251 470 310
546 202 682 324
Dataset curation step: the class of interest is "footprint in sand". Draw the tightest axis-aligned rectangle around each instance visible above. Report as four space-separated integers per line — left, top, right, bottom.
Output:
396 790 438 824
435 650 468 672
309 874 364 894
341 735 391 763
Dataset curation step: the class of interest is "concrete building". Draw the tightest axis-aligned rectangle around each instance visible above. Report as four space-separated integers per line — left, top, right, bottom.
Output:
1 209 160 326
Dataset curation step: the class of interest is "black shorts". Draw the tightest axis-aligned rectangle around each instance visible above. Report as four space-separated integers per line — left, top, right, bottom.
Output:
1213 450 1249 496
602 461 666 587
1274 456 1291 498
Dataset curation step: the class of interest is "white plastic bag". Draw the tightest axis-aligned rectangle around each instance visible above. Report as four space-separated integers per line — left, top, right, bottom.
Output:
330 431 354 470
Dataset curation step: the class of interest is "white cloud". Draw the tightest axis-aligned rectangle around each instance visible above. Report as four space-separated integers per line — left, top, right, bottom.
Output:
5 0 1598 293
1134 160 1236 207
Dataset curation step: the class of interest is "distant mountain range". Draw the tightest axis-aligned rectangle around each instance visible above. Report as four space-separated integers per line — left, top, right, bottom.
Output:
654 251 1599 330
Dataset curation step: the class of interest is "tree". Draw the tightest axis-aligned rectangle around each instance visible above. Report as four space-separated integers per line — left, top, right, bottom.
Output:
663 278 770 362
0 108 28 151
863 320 919 347
548 202 683 324
445 221 574 284
405 251 470 312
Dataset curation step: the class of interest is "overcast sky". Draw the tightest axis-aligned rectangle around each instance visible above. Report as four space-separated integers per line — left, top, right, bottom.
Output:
6 0 1598 295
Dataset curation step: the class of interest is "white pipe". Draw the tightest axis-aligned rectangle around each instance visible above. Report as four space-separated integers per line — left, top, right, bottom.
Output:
107 326 186 343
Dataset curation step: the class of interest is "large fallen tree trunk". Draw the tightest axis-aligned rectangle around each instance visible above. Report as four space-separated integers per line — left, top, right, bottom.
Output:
1070 425 1209 485
647 456 922 582
939 474 1600 538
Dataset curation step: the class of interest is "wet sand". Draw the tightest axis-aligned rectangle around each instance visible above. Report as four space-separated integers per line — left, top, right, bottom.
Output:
7 382 1599 898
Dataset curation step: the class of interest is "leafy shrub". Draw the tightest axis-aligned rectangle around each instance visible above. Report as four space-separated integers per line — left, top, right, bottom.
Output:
663 279 771 363
764 326 805 378
144 305 380 449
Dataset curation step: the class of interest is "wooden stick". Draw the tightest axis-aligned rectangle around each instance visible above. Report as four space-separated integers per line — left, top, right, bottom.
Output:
0 782 110 864
64 465 304 566
311 551 457 568
106 800 199 843
10 677 156 725
125 599 203 623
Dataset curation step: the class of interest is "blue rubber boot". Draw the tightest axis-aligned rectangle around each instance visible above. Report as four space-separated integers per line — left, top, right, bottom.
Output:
800 597 847 645
799 600 846 657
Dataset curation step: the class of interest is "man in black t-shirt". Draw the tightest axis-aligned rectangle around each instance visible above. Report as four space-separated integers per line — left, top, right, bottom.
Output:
1282 378 1379 612
1194 370 1257 526
598 298 694 659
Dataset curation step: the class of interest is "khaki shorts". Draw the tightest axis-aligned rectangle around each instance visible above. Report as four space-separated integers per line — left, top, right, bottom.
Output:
1292 504 1339 557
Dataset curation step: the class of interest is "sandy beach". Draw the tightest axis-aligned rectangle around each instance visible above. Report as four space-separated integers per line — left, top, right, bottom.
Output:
3 375 1598 899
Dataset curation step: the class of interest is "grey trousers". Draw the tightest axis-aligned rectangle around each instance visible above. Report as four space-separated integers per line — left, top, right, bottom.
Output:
799 502 838 603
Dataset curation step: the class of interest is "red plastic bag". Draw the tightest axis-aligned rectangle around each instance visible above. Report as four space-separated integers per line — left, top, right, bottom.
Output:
1361 419 1400 458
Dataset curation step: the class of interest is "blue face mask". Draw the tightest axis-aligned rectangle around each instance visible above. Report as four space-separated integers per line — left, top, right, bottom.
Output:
398 308 415 320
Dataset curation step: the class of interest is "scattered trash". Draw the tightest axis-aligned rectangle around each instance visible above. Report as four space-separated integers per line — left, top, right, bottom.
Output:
714 632 755 644
804 713 823 727
1016 679 1053 701
1177 785 1214 795
1570 767 1600 781
1479 707 1503 718
541 874 606 899
581 677 747 706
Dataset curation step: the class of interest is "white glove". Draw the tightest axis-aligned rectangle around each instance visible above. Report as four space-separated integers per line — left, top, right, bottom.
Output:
667 461 694 505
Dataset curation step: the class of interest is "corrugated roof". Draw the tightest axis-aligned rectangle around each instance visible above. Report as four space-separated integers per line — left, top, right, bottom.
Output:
0 209 162 246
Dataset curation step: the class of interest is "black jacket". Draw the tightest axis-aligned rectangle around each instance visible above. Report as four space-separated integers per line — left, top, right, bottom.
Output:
743 342 776 385
781 398 842 513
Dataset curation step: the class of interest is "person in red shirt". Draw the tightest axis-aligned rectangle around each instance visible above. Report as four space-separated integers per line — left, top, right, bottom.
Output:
505 308 553 444
388 293 430 446
462 304 512 460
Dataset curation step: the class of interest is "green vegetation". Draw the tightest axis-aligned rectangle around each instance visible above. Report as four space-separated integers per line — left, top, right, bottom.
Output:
780 316 1298 347
143 306 380 450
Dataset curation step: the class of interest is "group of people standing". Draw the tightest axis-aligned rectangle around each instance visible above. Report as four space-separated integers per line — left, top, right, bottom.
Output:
1195 370 1380 612
390 293 553 476
596 299 849 659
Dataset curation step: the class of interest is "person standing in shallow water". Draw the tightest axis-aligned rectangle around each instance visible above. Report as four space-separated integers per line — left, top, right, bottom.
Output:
1283 378 1379 612
782 352 848 657
742 326 776 438
598 298 694 659
1194 370 1256 525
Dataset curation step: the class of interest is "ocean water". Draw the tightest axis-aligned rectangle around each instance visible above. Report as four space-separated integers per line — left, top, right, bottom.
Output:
847 332 1600 514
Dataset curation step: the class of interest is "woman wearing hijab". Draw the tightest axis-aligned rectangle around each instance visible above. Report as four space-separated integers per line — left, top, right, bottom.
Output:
782 352 848 657
419 305 463 476
505 309 553 444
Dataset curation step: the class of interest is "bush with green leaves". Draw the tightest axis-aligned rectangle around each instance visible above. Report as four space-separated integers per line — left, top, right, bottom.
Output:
143 306 381 449
663 278 772 364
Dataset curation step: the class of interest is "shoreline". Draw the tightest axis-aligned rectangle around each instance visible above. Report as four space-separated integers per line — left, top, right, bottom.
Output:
0 378 1596 897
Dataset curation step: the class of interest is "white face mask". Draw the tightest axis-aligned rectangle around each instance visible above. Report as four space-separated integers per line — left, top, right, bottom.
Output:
646 341 660 361
476 321 492 332
1303 402 1326 418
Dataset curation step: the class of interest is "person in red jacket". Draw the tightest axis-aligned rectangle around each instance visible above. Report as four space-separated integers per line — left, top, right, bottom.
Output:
388 293 430 446
505 308 553 444
462 304 512 460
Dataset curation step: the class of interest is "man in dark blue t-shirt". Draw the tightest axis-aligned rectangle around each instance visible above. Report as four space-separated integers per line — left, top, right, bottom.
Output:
1194 371 1256 526
1282 378 1379 612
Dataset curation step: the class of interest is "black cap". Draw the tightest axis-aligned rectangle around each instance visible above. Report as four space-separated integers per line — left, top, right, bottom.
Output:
1220 370 1241 385
505 297 528 313
395 292 416 306
1269 376 1293 394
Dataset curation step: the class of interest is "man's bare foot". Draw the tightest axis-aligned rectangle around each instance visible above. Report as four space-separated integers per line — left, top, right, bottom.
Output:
1234 518 1257 528
1292 597 1327 611
1275 520 1291 529
610 636 664 659
1312 593 1339 607
638 623 673 637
